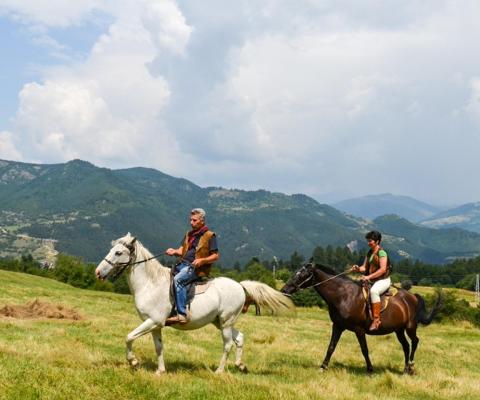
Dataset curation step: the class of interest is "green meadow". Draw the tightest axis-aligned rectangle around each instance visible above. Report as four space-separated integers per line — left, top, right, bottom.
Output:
1 269 479 400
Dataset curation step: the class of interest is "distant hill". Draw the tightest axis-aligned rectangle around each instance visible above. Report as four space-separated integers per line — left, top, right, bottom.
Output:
420 202 480 233
373 214 480 263
0 159 364 266
334 193 442 222
1 159 479 265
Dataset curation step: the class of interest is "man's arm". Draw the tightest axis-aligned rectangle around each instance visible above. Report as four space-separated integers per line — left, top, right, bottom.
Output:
165 246 183 257
192 251 219 267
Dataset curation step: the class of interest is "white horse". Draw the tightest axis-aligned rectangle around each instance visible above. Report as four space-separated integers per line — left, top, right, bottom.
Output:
95 233 295 374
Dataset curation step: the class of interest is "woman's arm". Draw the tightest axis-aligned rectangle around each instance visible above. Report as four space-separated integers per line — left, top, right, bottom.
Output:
351 257 367 273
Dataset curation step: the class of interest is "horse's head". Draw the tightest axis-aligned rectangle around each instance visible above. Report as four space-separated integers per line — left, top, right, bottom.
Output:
280 263 316 295
96 233 137 281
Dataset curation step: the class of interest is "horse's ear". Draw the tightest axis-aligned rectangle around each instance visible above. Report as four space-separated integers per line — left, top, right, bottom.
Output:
131 237 137 245
111 240 116 247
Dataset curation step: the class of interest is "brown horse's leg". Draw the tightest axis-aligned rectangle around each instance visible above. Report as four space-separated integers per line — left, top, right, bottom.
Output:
242 297 253 313
395 329 410 374
405 327 419 375
354 330 373 374
320 324 344 371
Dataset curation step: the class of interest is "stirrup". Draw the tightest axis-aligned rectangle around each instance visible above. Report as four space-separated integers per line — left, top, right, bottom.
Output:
369 319 381 331
165 314 189 325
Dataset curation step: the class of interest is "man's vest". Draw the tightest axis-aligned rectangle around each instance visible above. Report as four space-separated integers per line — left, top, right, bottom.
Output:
181 230 216 277
365 246 391 281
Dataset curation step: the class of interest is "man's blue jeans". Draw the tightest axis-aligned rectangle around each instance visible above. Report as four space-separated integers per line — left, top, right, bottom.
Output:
173 261 198 316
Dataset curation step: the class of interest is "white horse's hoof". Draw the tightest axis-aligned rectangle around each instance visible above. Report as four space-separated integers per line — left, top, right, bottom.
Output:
236 363 248 373
129 359 140 368
215 368 224 374
155 369 166 376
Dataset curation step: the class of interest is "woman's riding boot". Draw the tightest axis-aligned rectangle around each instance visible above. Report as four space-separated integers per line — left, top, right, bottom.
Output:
369 302 381 331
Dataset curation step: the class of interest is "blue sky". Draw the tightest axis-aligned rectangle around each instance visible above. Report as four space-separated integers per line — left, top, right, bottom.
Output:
1 1 480 206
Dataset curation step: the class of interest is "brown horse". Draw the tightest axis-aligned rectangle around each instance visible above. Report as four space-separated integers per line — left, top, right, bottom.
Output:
281 263 442 374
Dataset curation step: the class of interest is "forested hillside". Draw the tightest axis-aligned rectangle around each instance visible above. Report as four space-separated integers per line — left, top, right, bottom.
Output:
2 159 480 265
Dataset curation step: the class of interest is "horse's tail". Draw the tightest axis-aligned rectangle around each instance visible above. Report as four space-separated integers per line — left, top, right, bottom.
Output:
415 291 443 325
240 280 295 315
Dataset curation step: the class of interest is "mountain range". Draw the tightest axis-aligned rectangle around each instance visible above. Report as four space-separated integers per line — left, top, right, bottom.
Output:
334 193 480 236
334 193 445 222
419 202 480 233
1 159 480 265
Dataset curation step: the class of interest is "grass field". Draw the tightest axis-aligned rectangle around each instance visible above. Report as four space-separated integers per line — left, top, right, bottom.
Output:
1 269 479 400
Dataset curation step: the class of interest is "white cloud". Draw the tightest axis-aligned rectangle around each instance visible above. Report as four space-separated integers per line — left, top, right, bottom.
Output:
466 78 480 125
3 0 480 204
0 0 98 27
6 0 191 171
141 0 192 55
16 79 135 160
0 131 21 160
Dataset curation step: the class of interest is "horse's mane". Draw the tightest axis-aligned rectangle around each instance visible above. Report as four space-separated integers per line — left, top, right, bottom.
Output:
313 263 360 285
114 237 170 283
314 263 338 276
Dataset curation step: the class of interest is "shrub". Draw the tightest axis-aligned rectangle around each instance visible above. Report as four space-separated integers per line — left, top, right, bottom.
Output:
291 288 325 308
424 288 480 327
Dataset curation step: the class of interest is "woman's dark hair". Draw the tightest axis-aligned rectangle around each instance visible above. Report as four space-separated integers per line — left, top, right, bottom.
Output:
365 230 382 243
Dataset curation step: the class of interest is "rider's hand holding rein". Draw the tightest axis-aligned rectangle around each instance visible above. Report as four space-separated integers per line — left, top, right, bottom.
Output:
165 246 183 257
192 252 219 268
363 256 388 282
350 264 366 273
350 264 371 282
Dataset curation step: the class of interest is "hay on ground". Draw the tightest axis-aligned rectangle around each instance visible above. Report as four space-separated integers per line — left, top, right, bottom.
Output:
0 299 82 320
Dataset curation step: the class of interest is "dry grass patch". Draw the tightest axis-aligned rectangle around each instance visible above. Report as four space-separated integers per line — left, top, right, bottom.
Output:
0 299 82 320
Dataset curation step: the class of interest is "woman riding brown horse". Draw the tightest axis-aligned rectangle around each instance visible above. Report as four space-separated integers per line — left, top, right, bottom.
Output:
281 263 442 374
351 230 391 331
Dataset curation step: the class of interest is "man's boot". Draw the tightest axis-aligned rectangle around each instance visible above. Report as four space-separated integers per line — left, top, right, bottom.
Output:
369 302 381 331
165 314 189 325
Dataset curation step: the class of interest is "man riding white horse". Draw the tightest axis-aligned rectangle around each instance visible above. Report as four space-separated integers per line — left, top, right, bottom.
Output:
165 208 218 325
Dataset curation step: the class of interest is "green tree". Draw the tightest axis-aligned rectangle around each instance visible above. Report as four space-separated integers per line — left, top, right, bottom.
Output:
53 254 88 288
276 268 292 283
243 262 275 287
456 274 476 290
288 251 304 272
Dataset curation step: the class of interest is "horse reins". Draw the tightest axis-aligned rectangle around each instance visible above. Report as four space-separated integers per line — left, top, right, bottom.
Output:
310 270 351 287
103 240 164 281
293 268 351 291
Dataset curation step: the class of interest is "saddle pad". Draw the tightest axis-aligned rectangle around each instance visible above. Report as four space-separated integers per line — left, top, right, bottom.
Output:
362 285 398 316
195 280 212 295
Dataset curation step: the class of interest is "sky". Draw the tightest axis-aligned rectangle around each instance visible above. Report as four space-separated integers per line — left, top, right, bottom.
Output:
1 0 480 206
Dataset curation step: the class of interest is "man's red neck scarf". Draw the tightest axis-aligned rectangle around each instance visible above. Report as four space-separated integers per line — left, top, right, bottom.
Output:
187 225 209 249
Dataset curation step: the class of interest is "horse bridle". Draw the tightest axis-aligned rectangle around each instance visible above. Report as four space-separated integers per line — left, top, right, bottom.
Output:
290 265 315 291
290 264 350 291
103 239 166 281
103 240 137 281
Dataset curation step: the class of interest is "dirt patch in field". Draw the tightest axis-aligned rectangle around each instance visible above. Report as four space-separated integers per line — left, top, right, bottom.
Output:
0 299 83 320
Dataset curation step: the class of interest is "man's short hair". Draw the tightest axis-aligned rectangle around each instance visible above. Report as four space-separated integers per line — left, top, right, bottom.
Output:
191 208 206 221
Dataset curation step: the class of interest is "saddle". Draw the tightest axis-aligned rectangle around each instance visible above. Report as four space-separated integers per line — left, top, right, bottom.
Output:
362 283 398 319
169 269 212 316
